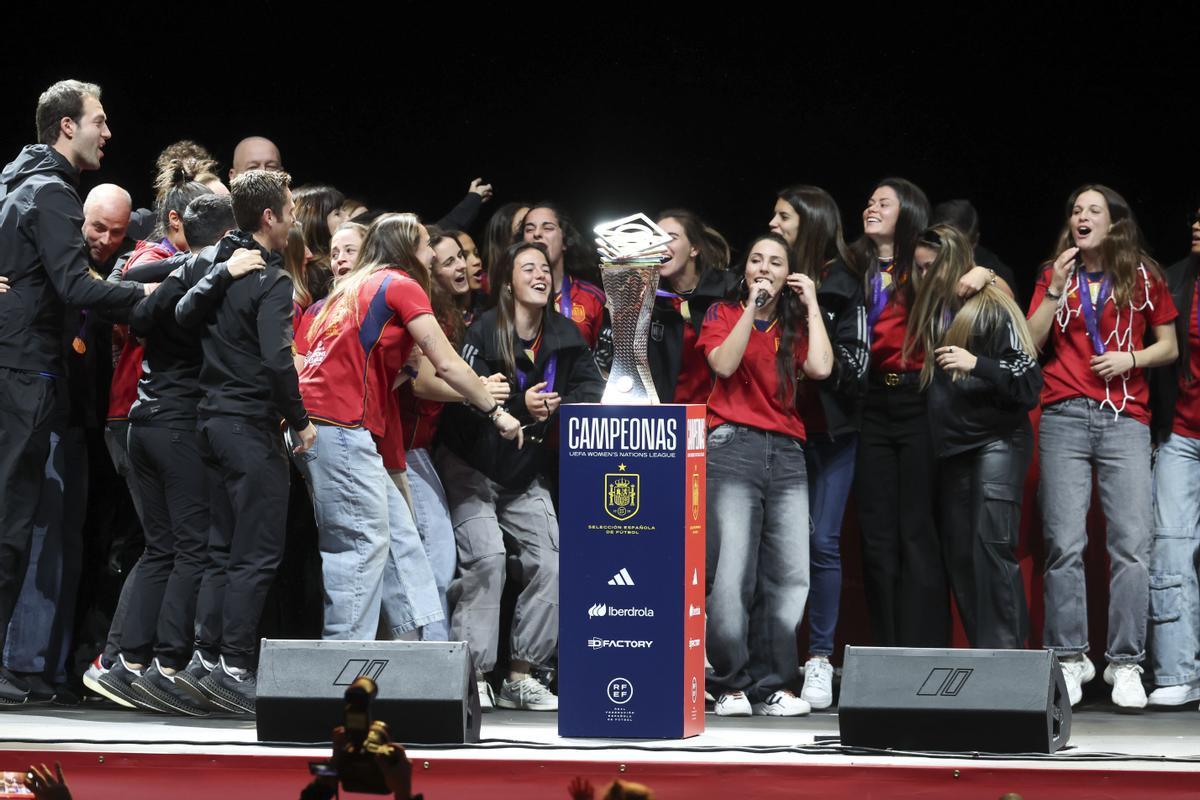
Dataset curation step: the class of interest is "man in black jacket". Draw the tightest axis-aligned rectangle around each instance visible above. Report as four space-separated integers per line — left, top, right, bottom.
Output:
0 79 150 705
172 169 315 714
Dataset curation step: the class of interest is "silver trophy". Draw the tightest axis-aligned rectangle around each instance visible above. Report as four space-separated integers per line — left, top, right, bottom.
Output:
595 213 671 405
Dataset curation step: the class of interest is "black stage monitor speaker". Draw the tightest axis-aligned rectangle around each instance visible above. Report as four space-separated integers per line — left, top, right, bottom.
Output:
256 640 481 744
838 646 1070 754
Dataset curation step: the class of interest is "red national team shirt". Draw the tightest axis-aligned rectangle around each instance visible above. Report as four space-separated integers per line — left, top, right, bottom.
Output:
555 276 605 348
1029 264 1177 425
673 296 715 404
295 299 327 357
697 301 809 441
397 380 444 454
107 240 176 421
870 265 922 373
1173 281 1200 438
377 393 408 472
299 269 433 437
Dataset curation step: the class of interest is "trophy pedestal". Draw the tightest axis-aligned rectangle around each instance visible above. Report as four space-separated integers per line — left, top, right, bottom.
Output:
557 404 706 739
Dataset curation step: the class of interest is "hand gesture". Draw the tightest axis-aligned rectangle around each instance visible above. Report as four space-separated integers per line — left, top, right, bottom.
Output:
227 247 266 279
1049 247 1079 295
468 178 494 202
1091 350 1134 380
493 409 524 448
786 273 817 309
956 265 993 298
24 762 71 800
525 381 561 421
293 422 317 454
567 776 596 800
483 373 511 402
0 275 10 293
934 344 977 373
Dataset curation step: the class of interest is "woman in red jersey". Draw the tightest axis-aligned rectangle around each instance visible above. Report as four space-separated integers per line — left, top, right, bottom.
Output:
1027 184 1177 709
700 232 832 718
295 213 521 642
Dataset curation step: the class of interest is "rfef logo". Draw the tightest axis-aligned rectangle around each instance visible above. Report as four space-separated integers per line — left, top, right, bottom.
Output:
917 667 973 696
607 677 634 705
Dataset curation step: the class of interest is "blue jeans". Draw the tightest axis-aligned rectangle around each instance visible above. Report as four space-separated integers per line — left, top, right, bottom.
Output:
1038 398 1152 664
4 427 87 681
392 448 455 642
805 433 857 658
1149 433 1200 685
296 425 443 640
705 424 810 702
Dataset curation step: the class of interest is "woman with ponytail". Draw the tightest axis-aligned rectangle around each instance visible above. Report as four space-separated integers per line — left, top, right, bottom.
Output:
648 209 733 404
296 214 522 643
906 224 1041 650
700 233 833 717
1027 185 1178 708
769 185 868 708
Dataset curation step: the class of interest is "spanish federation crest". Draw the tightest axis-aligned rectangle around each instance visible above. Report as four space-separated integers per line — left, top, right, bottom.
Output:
604 472 641 521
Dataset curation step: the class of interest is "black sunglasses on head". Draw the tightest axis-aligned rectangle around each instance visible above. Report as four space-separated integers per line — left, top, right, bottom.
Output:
917 228 943 248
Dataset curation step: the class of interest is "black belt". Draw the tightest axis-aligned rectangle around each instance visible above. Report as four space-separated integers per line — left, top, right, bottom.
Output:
869 370 921 388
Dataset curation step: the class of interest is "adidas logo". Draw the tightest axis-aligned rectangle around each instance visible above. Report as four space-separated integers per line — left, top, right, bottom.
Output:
608 568 635 586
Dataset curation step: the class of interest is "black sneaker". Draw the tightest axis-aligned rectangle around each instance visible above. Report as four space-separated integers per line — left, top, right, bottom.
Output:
0 667 30 707
11 672 56 704
198 659 256 714
95 656 154 710
174 651 218 705
133 660 211 717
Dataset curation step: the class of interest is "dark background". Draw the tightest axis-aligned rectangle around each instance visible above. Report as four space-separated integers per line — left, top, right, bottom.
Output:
3 8 1198 294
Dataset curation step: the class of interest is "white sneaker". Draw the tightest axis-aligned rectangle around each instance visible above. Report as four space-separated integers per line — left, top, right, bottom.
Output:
1058 654 1095 706
496 676 558 711
1147 680 1200 707
752 690 811 717
714 691 752 716
1108 663 1147 709
477 675 495 713
800 657 834 709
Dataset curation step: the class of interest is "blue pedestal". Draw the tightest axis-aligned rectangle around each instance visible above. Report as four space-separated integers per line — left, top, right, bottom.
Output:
557 404 706 739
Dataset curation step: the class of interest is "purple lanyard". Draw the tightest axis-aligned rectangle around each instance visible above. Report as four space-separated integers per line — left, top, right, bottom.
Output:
1077 270 1112 355
517 352 558 393
868 265 894 331
558 274 572 319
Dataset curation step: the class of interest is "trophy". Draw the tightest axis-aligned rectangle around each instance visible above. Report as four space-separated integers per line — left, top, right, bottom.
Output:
594 213 671 405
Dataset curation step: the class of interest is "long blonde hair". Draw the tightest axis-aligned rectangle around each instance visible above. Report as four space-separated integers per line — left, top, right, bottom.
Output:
905 224 1037 387
310 213 428 339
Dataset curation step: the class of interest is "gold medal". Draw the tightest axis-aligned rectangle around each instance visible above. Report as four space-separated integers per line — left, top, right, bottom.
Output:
72 336 87 355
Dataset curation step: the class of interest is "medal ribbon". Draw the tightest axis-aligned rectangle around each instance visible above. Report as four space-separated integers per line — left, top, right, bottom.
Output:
1077 270 1112 355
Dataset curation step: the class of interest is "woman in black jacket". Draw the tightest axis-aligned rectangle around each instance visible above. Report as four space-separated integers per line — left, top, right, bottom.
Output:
437 241 603 712
769 185 868 708
904 224 1042 649
648 209 734 404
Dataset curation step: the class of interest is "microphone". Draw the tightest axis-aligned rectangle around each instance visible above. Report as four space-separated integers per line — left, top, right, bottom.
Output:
754 288 770 308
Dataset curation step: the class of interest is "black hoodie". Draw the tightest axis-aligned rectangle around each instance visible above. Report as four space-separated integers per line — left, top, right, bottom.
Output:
0 145 143 374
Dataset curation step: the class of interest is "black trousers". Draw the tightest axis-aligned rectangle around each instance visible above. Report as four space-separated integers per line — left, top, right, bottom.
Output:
120 425 210 668
939 426 1032 649
195 417 289 670
0 368 57 655
854 383 950 647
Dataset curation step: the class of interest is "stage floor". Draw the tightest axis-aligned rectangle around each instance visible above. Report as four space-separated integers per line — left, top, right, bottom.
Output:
2 702 1199 798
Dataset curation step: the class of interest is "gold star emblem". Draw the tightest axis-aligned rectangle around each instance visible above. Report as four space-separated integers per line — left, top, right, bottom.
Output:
617 463 627 472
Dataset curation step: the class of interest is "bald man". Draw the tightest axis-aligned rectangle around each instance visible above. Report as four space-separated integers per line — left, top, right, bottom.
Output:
228 136 282 181
83 183 132 267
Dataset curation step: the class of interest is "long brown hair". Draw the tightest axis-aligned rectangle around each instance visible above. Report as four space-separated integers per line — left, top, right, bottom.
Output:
489 241 554 382
775 185 852 283
655 208 731 274
733 232 807 404
311 213 429 338
1050 184 1162 307
906 224 1037 387
848 177 930 307
426 226 467 349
